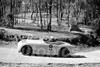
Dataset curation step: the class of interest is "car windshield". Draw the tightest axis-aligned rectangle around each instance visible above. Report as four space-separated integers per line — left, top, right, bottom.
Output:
27 36 40 40
44 41 65 45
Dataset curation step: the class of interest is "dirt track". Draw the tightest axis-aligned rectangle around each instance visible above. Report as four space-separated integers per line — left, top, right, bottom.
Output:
0 47 100 64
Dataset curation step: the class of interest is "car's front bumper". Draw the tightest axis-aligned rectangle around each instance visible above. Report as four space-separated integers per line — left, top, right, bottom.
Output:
17 41 23 52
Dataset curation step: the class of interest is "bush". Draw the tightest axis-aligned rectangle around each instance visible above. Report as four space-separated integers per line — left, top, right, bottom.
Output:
6 14 14 28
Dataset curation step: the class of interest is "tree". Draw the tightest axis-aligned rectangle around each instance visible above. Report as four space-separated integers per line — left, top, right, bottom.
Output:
0 0 2 22
30 0 35 19
0 0 22 27
38 0 43 29
71 0 87 25
47 0 52 31
88 0 100 36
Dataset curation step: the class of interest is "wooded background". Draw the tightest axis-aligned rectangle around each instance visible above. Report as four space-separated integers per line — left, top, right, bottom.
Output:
0 0 100 31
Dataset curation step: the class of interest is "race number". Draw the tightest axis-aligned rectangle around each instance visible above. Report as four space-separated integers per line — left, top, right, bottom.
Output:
49 44 53 51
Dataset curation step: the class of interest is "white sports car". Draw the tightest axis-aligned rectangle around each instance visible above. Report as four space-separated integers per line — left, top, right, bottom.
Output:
18 39 76 57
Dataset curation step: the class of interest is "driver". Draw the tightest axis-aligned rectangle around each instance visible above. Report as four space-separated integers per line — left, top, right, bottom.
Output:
49 36 55 42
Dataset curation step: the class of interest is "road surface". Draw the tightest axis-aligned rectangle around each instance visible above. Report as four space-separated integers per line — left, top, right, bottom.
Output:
0 47 100 64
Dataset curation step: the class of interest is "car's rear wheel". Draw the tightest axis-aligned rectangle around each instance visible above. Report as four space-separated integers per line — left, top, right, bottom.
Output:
59 47 70 57
21 45 32 55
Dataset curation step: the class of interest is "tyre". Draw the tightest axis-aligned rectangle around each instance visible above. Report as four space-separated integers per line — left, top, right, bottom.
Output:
21 45 32 55
59 47 70 57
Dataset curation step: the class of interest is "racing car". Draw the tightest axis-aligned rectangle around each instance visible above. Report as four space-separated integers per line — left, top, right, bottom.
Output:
17 38 77 57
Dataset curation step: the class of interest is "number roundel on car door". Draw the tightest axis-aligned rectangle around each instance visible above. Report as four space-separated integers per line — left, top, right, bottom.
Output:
49 44 53 51
49 44 53 48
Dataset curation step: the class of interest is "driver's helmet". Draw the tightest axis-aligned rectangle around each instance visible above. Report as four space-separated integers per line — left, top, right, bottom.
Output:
49 36 55 42
50 36 54 39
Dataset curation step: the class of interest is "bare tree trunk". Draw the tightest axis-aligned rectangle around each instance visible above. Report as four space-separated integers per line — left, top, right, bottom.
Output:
56 0 60 27
31 11 34 20
45 1 49 27
57 11 62 27
47 0 52 31
76 7 81 25
10 0 13 13
33 2 39 26
0 0 2 22
30 0 33 19
39 0 43 29
60 0 62 23
46 4 49 25
56 0 63 28
36 5 39 26
36 6 39 26
7 0 14 28
67 0 70 27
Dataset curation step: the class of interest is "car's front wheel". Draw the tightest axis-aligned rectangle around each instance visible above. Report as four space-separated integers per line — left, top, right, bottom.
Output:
21 45 32 56
59 47 70 57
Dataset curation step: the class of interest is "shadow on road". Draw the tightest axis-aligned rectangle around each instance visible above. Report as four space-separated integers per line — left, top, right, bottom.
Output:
66 55 86 58
30 54 86 58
